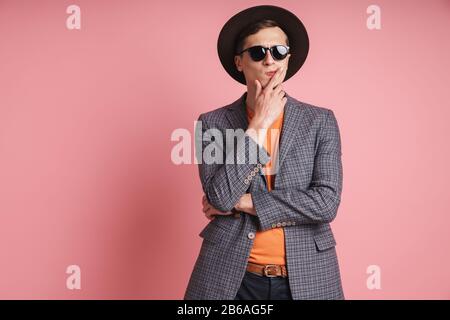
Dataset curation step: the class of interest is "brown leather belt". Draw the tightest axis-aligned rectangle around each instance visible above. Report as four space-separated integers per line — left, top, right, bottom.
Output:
246 262 288 278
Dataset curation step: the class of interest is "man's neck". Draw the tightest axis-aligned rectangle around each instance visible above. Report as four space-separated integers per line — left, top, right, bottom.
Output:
245 93 256 113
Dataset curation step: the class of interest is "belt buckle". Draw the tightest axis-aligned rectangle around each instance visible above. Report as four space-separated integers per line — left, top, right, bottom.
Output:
263 264 279 277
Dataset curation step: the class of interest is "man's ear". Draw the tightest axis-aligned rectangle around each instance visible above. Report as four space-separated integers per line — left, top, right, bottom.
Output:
234 55 243 72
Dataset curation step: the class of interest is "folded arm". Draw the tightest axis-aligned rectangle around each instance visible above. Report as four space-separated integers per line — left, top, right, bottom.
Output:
195 114 271 212
251 109 343 231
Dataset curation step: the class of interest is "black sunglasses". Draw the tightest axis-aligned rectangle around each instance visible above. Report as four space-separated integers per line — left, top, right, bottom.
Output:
237 45 290 61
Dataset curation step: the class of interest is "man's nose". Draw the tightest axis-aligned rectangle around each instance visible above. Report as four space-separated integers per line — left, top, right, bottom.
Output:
263 49 275 65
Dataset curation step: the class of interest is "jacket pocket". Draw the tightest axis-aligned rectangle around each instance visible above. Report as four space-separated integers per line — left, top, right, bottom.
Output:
314 230 337 251
198 220 231 244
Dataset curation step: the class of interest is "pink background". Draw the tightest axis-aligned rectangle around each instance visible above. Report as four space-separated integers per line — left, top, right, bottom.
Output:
0 0 449 299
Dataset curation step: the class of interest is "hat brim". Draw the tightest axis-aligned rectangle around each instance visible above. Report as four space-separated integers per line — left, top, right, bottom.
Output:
217 5 309 85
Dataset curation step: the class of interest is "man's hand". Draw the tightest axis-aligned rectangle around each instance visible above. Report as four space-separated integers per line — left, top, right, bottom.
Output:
247 65 287 131
202 193 257 220
234 193 257 216
202 194 233 220
245 65 287 148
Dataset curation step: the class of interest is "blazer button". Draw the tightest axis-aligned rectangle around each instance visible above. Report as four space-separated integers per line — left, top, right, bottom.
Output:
257 163 262 168
292 221 296 226
276 222 282 228
286 222 292 226
281 222 287 227
250 171 256 177
247 232 255 239
271 223 277 229
244 179 249 184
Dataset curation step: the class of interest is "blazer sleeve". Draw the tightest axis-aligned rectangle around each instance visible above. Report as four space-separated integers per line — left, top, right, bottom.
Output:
195 113 272 212
250 109 343 231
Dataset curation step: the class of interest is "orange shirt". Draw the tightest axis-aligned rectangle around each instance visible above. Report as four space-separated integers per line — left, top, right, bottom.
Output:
246 104 286 266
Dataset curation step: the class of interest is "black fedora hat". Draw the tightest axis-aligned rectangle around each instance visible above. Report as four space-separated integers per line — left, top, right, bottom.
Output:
217 5 309 85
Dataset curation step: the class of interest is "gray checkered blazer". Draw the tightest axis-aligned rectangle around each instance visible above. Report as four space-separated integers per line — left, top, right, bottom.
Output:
184 91 344 300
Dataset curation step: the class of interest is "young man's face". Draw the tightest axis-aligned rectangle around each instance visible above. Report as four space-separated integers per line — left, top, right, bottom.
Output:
234 26 291 89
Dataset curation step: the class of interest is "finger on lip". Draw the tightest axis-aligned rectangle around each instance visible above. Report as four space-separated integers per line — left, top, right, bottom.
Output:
277 66 286 80
271 68 281 75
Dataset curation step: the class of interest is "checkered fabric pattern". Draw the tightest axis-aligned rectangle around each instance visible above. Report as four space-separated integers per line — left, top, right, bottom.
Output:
184 92 344 300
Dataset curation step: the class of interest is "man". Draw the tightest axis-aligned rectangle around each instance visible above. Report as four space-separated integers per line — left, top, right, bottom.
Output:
184 5 344 300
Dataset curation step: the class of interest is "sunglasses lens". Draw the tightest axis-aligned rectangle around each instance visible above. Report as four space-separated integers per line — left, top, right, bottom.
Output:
272 45 289 60
248 46 266 61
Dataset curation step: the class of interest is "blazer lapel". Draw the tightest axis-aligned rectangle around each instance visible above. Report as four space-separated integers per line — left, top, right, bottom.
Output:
277 93 302 172
225 92 248 130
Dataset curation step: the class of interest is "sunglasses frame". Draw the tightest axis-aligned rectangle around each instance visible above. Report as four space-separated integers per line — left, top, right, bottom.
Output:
237 45 290 61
